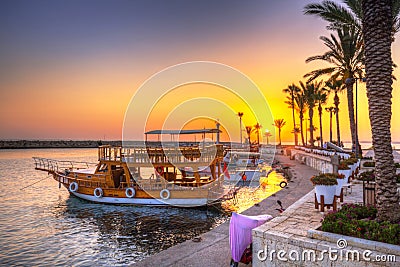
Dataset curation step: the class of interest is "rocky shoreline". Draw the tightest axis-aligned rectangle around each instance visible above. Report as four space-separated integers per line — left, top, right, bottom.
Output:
0 140 122 149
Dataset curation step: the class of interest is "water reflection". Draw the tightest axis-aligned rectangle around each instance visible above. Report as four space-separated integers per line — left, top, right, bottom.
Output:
55 196 227 265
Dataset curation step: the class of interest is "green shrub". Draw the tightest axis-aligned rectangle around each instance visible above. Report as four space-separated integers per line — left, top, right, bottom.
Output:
310 173 339 186
358 171 375 182
395 162 400 168
338 162 350 170
363 161 375 167
345 158 358 164
396 173 400 183
321 204 400 245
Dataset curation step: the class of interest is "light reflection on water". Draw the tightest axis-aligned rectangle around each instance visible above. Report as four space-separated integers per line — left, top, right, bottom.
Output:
0 149 227 266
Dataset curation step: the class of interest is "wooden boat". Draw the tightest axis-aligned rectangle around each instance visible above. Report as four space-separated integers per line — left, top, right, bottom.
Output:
33 144 227 207
223 150 263 167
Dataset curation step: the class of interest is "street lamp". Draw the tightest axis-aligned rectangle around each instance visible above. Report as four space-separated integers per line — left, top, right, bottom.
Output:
345 77 366 158
237 112 244 146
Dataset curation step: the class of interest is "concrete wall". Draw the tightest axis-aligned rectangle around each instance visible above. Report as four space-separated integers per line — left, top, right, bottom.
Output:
292 150 333 174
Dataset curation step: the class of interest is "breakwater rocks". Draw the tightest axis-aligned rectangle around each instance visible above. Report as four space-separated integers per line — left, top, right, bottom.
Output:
0 140 122 149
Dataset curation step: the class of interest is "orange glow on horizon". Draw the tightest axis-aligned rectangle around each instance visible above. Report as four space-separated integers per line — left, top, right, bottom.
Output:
1 1 399 143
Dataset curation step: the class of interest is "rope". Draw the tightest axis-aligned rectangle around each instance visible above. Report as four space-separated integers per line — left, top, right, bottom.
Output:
20 174 52 190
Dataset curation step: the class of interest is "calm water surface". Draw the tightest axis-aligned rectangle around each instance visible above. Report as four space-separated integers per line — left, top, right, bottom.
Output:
0 149 227 266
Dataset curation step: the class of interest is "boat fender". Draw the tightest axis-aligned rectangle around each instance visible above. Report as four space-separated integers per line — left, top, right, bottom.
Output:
69 182 78 192
94 187 103 198
125 187 136 198
160 189 170 200
279 181 287 188
155 167 164 175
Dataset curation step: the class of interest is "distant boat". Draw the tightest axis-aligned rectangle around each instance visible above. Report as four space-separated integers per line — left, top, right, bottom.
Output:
223 150 264 167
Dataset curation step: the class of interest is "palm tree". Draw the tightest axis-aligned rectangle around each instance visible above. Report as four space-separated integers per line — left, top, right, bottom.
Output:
362 0 400 222
325 106 335 143
237 112 244 145
305 124 318 146
283 84 301 145
245 126 253 145
291 127 301 146
315 136 321 147
273 119 286 146
264 131 272 145
253 123 262 145
294 90 307 146
315 87 329 148
304 25 364 151
304 0 400 40
325 79 345 145
300 81 324 147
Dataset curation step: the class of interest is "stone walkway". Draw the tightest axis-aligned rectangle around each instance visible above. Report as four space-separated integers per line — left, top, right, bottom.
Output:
133 155 318 267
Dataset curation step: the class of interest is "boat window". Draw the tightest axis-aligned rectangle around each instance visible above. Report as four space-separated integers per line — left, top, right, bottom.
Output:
99 164 108 172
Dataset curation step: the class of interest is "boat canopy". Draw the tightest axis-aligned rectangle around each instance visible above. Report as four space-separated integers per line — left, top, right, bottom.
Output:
145 129 221 135
144 128 222 142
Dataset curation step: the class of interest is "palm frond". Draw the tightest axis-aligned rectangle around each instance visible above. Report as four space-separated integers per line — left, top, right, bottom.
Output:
304 67 336 82
304 0 360 30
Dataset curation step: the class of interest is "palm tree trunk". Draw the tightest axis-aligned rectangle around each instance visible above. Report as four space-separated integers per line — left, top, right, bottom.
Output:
291 94 297 146
300 113 305 146
329 111 333 143
318 104 323 148
362 0 400 222
334 92 341 145
345 82 357 151
278 128 282 145
309 108 314 147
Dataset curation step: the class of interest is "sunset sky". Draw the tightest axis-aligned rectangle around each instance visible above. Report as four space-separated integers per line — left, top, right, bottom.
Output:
1 0 399 143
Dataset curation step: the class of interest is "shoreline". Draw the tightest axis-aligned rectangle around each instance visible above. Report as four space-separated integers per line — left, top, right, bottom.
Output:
0 140 122 149
1 140 399 151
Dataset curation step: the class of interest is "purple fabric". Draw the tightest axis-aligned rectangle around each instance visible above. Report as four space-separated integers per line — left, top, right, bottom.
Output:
229 212 273 262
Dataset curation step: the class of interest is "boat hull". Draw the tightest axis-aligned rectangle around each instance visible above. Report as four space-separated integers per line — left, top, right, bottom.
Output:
70 191 209 206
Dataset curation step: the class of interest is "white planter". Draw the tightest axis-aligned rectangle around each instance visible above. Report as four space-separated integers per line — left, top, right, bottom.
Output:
350 164 357 172
338 169 351 183
335 178 347 196
315 185 337 205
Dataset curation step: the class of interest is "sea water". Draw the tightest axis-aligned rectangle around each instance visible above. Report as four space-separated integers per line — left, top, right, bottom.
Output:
0 148 228 266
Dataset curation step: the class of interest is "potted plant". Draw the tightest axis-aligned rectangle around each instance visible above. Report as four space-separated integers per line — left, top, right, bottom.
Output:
338 162 351 183
362 161 375 174
357 170 375 183
311 173 338 205
346 158 359 172
335 173 347 197
357 171 376 206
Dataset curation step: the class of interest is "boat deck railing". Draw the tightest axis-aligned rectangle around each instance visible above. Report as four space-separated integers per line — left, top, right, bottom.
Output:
33 157 97 173
56 172 107 189
98 145 224 166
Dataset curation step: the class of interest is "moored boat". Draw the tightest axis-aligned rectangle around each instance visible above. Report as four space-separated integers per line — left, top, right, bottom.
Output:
33 144 227 207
